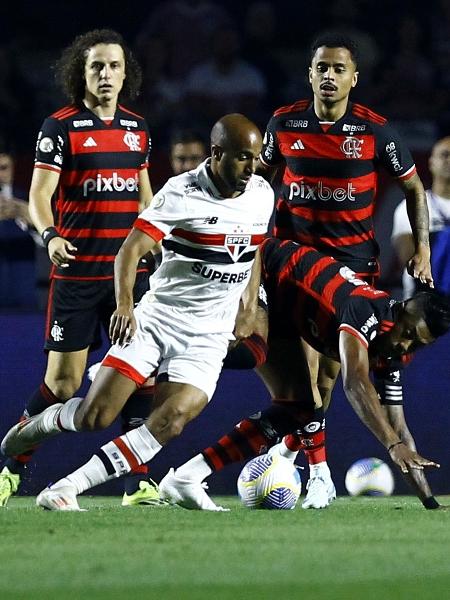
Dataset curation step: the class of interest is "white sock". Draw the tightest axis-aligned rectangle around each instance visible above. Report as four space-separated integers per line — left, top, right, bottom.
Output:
310 461 331 478
175 454 213 482
57 397 84 431
51 425 162 495
277 439 299 462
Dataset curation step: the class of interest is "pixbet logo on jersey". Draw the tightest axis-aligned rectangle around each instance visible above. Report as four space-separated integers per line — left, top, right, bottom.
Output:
225 234 251 261
289 180 356 202
83 173 139 195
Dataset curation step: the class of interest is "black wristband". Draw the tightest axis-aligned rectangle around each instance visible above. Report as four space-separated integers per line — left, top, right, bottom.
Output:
387 441 403 452
41 226 61 248
422 496 440 510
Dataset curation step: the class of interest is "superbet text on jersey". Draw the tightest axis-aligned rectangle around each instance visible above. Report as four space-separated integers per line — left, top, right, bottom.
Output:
260 100 417 276
133 160 274 335
34 104 151 280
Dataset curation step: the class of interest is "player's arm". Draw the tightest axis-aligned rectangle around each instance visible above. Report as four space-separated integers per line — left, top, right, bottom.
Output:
398 173 433 287
234 248 263 339
339 331 439 472
110 227 159 345
29 167 77 268
138 168 153 212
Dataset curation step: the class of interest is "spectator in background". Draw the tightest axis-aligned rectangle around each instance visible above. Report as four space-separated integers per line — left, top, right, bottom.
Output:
392 137 450 298
186 27 267 128
169 129 207 176
0 150 36 308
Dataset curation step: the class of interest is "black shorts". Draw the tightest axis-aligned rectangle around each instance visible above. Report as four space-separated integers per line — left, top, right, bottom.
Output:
44 272 149 352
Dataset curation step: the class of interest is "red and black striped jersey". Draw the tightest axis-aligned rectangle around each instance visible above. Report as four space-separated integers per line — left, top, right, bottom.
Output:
260 100 416 275
261 237 397 360
34 103 151 280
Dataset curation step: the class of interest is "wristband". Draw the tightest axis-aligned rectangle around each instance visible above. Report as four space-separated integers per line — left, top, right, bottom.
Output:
387 441 403 452
422 496 440 510
41 226 61 248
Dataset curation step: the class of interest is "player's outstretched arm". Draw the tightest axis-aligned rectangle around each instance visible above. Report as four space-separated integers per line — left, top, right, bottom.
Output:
339 331 439 473
110 228 158 345
400 173 433 287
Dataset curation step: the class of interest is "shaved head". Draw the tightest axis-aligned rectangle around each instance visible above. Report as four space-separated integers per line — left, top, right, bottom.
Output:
208 113 262 198
211 113 262 151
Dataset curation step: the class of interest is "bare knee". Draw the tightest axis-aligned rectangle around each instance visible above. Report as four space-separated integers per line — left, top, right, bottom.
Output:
77 403 116 431
148 406 193 444
45 374 83 400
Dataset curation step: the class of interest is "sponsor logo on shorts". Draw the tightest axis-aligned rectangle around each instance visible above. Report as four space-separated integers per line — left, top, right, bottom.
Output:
191 263 251 283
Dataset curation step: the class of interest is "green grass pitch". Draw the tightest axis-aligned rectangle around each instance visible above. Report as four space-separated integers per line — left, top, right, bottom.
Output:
1 495 449 600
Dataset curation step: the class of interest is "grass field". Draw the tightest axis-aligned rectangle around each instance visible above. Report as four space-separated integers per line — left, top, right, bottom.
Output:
1 495 449 600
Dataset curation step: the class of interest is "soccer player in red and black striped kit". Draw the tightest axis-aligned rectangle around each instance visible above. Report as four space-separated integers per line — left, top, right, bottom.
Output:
160 32 435 509
159 238 449 511
0 29 156 507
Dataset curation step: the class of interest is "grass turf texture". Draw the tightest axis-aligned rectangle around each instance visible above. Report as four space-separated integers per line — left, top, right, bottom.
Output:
1 496 449 600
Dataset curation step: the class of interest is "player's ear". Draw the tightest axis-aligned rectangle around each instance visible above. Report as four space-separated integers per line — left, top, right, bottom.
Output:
211 145 223 161
352 71 359 88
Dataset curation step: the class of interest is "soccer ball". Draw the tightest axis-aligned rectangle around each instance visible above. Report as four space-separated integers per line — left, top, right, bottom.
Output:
237 453 301 509
345 457 395 496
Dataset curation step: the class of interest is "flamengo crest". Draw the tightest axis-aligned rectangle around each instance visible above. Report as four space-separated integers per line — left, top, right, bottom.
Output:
340 136 364 159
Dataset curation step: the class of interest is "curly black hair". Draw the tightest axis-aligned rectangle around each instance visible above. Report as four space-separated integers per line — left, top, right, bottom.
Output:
55 29 142 103
409 290 450 339
310 32 359 67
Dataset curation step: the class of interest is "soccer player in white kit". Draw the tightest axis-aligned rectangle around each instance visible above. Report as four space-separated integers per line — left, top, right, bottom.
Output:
1 114 274 511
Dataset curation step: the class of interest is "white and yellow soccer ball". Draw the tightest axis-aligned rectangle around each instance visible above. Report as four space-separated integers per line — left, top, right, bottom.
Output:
237 453 302 509
345 457 395 496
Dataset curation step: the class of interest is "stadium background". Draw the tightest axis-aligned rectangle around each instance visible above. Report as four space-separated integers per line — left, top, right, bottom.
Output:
1 0 449 498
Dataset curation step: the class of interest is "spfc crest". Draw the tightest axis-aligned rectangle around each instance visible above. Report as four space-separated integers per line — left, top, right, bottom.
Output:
225 234 251 262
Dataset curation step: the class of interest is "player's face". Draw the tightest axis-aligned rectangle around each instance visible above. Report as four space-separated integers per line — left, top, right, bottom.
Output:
309 47 358 105
170 142 206 175
84 44 126 105
371 305 434 360
215 133 262 196
429 138 450 181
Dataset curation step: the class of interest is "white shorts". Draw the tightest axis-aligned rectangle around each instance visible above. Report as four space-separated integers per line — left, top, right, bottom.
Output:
102 302 231 400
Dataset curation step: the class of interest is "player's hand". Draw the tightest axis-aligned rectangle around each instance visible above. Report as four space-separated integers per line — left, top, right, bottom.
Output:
109 306 136 346
406 250 434 287
389 442 440 473
48 237 77 268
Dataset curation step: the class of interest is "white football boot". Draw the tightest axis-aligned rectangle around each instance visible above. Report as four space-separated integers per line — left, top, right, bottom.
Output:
302 467 336 509
1 404 63 456
36 483 86 511
159 468 229 511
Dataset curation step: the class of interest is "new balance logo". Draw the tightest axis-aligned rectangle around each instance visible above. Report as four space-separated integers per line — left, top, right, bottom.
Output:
83 137 97 147
290 139 305 150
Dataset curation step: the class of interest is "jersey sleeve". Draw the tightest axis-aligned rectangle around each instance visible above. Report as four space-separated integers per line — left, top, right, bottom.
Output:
338 296 381 348
375 121 416 180
260 115 284 167
373 365 404 406
34 117 68 173
133 180 185 240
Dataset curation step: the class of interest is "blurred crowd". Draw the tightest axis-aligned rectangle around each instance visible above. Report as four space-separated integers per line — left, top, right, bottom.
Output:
1 0 450 309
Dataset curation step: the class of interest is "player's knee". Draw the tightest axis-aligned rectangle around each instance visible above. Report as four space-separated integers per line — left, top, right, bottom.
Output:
46 375 82 400
79 405 115 431
148 406 192 443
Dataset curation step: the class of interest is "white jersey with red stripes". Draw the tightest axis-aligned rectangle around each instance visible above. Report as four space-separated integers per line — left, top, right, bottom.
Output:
134 159 274 334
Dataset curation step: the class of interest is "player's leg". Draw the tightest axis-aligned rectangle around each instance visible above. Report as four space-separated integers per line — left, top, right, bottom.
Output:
0 349 88 506
36 380 216 511
284 342 339 509
159 337 317 509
